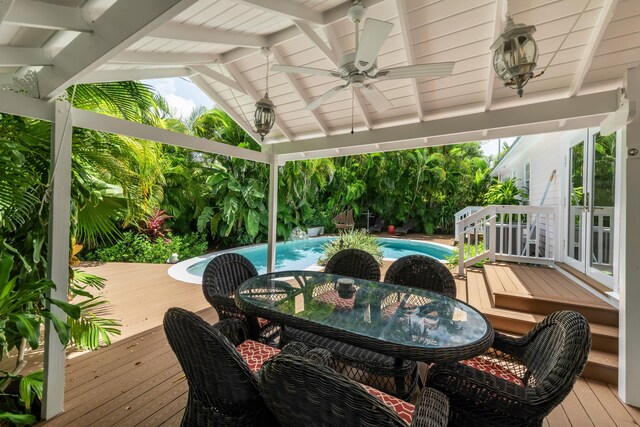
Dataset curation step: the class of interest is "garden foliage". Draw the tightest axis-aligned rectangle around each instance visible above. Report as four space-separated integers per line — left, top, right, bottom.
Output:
318 229 384 266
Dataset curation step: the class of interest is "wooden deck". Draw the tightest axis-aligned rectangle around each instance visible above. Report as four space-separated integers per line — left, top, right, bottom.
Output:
29 246 637 426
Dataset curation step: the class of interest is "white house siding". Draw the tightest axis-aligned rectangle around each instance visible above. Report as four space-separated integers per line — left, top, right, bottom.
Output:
492 130 585 261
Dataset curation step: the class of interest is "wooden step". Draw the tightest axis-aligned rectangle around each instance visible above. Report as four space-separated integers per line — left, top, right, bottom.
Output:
484 263 618 326
555 262 611 296
583 350 618 385
463 269 619 384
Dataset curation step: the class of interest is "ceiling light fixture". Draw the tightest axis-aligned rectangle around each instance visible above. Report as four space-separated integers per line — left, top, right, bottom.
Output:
254 48 276 142
491 2 540 97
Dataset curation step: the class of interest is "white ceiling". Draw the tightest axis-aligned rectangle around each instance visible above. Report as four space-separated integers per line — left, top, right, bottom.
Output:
0 0 637 156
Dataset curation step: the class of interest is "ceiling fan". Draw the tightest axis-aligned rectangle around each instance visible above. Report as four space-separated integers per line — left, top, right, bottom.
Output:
271 0 455 112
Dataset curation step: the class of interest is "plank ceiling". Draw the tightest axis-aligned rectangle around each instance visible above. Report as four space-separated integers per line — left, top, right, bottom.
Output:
1 0 638 146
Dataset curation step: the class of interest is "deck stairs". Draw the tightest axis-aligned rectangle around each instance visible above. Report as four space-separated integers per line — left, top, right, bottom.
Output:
459 263 618 385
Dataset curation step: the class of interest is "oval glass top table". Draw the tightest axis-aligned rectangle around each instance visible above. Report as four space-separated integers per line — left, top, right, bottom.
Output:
236 270 493 363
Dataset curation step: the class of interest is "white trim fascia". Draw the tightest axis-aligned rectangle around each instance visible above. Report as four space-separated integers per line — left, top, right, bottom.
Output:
272 90 619 156
72 107 270 163
78 67 196 83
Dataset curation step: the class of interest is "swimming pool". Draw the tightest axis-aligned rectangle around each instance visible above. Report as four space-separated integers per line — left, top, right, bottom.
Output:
168 237 454 284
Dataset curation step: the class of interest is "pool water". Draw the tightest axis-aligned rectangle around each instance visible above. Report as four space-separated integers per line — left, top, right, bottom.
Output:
185 237 453 277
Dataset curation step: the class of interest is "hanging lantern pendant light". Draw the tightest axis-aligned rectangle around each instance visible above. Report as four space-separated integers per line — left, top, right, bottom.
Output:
491 13 540 97
254 48 276 141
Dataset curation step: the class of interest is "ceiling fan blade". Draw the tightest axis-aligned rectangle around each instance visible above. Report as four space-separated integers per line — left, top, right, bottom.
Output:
359 84 393 112
306 84 349 110
374 62 455 79
271 64 342 78
355 18 394 72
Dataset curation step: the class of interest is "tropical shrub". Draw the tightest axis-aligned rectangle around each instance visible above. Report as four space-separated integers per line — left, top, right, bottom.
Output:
85 231 208 263
484 177 528 205
318 229 384 266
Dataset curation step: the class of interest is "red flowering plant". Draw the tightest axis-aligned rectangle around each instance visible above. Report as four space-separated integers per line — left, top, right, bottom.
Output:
141 209 172 241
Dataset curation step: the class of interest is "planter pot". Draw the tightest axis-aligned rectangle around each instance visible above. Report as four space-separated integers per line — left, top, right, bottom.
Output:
307 226 324 237
387 225 395 234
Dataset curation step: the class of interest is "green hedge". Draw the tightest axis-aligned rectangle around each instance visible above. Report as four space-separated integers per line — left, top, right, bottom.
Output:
85 231 208 263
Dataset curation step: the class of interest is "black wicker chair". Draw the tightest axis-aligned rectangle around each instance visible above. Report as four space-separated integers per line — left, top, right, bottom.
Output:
323 248 381 281
163 308 278 427
283 249 417 400
395 218 415 235
259 352 450 427
384 255 457 297
370 216 386 233
202 253 278 343
426 310 592 427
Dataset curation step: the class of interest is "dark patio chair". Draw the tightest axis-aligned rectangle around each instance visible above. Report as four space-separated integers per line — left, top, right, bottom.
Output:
259 352 450 427
202 252 278 343
163 308 279 426
283 249 418 400
369 216 386 233
323 248 381 281
384 255 457 297
395 218 415 235
426 310 592 427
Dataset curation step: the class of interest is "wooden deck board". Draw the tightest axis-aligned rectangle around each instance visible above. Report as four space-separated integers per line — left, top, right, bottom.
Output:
34 258 638 427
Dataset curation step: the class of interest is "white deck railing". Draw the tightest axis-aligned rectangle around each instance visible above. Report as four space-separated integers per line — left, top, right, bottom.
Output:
453 206 483 241
457 205 558 276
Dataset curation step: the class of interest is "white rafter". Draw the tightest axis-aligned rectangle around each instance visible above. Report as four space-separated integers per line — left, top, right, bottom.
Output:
568 0 619 97
271 46 330 135
190 65 247 95
36 0 199 100
485 0 507 111
0 47 50 66
78 67 196 83
324 26 373 130
3 0 92 32
110 51 220 65
224 61 295 141
150 23 267 47
190 74 262 144
293 20 336 64
394 0 424 121
229 0 323 25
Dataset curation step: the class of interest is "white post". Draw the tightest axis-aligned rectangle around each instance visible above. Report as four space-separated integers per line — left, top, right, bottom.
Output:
619 67 640 406
42 100 72 419
266 154 279 273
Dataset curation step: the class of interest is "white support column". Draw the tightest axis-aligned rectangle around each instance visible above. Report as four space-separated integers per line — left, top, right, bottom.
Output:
266 154 279 273
619 67 640 406
42 100 73 419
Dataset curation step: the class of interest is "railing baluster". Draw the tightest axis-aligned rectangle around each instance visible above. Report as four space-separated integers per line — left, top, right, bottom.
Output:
517 212 522 258
508 210 513 256
535 212 541 258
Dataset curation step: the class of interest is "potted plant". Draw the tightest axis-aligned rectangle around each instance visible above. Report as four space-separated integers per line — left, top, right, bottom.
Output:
306 209 326 237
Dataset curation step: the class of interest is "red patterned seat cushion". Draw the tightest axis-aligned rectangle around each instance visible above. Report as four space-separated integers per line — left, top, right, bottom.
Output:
257 317 270 329
361 384 415 424
236 340 280 373
314 290 355 311
462 356 524 385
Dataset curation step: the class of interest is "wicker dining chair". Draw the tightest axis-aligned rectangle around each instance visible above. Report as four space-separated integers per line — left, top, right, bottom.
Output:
259 352 450 427
384 255 457 297
202 252 278 343
283 249 417 400
323 248 381 281
163 308 279 427
426 310 592 427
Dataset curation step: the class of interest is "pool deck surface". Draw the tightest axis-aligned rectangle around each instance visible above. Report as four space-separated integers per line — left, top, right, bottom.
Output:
34 233 640 426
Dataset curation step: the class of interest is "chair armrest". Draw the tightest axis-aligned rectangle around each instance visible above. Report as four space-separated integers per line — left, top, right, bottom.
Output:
411 387 449 427
212 318 248 346
281 341 312 357
491 330 534 361
426 362 530 422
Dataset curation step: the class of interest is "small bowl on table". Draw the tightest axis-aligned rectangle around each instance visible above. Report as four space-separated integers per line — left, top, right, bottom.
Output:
336 277 356 299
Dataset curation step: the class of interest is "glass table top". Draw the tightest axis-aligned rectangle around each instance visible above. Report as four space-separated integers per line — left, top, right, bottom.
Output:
236 271 492 359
